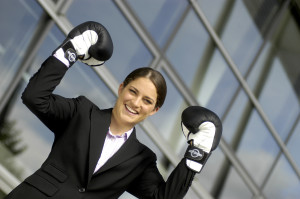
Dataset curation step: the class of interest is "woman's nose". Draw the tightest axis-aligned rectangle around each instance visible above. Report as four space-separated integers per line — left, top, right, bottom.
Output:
132 97 141 107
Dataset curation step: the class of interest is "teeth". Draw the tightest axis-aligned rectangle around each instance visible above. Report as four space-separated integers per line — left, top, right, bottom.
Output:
126 105 138 114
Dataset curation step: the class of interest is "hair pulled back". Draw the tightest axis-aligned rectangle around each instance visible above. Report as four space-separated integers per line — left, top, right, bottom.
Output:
123 67 167 109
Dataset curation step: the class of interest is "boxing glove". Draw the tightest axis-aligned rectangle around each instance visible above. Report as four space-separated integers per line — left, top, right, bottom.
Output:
53 21 113 67
181 106 222 173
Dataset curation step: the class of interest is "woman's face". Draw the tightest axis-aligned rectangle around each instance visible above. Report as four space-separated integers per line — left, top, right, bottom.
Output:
113 77 159 128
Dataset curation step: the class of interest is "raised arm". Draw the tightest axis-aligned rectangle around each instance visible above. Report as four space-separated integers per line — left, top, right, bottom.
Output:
128 106 222 199
22 21 113 132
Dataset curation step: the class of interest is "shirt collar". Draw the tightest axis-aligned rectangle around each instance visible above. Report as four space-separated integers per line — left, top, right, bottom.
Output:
108 127 134 140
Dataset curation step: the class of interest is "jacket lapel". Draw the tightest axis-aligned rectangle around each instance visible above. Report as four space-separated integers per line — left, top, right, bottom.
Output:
93 128 144 175
87 107 112 182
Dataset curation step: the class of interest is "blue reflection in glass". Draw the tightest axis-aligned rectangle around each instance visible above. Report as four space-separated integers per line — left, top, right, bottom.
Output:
0 0 42 99
257 58 299 140
264 155 300 199
126 0 188 48
67 0 153 84
237 109 279 185
287 119 300 169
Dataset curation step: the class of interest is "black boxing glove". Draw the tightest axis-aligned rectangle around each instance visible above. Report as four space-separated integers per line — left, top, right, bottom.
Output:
181 106 222 173
53 21 113 67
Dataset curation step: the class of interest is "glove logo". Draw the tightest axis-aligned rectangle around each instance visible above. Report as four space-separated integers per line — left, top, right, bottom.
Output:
188 149 204 159
66 49 77 63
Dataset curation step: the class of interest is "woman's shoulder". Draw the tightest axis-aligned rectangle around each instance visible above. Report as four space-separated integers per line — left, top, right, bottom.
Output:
74 96 113 119
75 95 93 104
71 96 101 113
74 96 101 109
134 138 157 160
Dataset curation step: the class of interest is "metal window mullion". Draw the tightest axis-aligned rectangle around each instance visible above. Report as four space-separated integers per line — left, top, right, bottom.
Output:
54 0 74 14
189 0 300 180
114 0 200 106
0 12 54 115
113 0 161 66
36 0 73 35
219 138 265 197
183 0 262 196
92 65 120 96
260 113 300 189
161 59 199 106
213 1 292 197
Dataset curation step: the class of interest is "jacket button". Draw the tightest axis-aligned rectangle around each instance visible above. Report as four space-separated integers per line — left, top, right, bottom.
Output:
79 188 86 193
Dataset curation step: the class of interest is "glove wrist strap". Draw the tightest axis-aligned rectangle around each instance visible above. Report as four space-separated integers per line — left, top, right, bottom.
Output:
53 40 78 67
184 145 210 173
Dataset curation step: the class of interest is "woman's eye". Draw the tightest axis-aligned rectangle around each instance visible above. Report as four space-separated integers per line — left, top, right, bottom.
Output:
144 99 152 105
129 89 136 94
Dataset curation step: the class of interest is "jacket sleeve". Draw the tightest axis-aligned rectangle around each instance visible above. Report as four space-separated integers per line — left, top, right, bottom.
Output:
21 56 78 133
127 158 196 199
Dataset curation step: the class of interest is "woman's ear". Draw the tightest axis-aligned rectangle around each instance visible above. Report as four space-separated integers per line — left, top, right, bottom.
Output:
150 107 160 116
118 83 124 95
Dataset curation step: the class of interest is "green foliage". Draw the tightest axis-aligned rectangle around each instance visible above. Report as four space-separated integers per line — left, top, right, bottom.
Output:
0 120 27 156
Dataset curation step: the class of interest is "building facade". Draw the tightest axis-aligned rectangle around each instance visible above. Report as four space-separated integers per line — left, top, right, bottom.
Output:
0 0 300 198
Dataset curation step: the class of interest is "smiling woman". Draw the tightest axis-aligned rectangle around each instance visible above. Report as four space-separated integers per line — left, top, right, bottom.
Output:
4 21 221 199
111 68 167 135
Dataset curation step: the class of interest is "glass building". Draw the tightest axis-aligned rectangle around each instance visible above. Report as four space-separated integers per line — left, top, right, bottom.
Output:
0 0 300 198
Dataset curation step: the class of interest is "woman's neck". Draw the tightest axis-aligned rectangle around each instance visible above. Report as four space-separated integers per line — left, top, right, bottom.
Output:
110 111 134 136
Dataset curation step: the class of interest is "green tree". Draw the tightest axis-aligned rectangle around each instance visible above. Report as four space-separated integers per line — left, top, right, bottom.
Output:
0 119 27 155
0 84 27 155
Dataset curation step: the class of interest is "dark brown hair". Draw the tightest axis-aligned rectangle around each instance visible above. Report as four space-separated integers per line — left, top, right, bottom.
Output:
123 67 167 109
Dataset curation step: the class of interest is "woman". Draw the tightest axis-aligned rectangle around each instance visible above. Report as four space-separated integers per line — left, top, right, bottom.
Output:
5 21 197 199
6 21 222 199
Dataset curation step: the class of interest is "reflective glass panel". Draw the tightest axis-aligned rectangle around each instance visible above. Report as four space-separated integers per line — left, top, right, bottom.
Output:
0 0 42 99
264 156 300 199
166 10 240 117
126 0 188 48
256 58 299 140
200 49 239 116
219 0 264 75
247 4 300 142
195 147 225 192
220 167 253 199
222 90 251 144
287 119 300 169
198 0 265 75
7 83 52 177
67 0 153 83
0 0 42 183
237 109 279 185
166 10 209 89
197 0 227 26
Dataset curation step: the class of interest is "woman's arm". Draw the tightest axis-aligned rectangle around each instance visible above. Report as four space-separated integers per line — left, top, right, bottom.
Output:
127 158 195 199
22 21 113 133
21 56 78 132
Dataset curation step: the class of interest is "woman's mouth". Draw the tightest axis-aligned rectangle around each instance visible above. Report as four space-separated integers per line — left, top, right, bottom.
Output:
125 105 138 115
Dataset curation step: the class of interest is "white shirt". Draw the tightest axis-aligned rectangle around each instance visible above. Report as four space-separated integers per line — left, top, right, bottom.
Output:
93 128 133 173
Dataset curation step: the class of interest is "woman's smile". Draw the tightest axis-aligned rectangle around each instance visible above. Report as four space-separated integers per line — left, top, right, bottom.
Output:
125 104 138 115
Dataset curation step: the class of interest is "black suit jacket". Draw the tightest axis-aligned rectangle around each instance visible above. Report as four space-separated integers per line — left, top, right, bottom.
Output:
5 57 195 199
